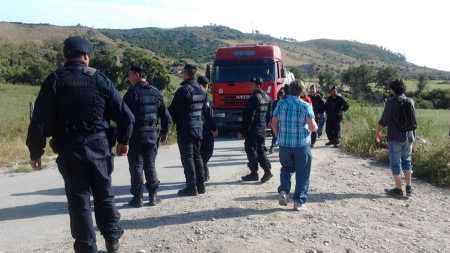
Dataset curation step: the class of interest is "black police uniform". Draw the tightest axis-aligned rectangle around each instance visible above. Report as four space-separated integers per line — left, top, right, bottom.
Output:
324 94 349 145
26 60 134 252
310 94 325 146
168 78 207 194
242 88 272 179
124 80 171 205
201 96 217 181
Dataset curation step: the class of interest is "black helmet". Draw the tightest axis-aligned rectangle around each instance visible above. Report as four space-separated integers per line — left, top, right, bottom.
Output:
197 75 209 86
250 77 263 86
63 36 92 57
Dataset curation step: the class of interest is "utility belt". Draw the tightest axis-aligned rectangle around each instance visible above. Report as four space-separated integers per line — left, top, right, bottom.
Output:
50 130 107 154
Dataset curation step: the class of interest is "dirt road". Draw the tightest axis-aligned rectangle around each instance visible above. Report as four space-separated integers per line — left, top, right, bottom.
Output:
0 138 449 253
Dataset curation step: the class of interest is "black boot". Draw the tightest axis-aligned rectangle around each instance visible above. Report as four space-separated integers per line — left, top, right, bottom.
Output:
127 196 143 208
178 185 198 196
197 183 206 194
241 172 259 181
105 239 120 253
260 171 273 183
147 191 161 206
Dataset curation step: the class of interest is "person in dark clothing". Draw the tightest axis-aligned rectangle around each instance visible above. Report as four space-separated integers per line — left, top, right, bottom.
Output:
376 80 416 198
324 86 349 147
269 87 287 154
169 64 208 196
197 75 218 182
26 36 135 253
241 77 273 183
124 64 172 207
316 91 326 138
309 85 325 147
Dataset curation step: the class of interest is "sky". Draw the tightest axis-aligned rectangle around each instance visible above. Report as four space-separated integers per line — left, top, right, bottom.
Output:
1 0 450 71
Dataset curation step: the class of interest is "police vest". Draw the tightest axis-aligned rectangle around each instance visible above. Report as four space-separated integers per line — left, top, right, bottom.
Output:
185 83 206 134
254 91 271 129
134 85 160 132
53 65 106 135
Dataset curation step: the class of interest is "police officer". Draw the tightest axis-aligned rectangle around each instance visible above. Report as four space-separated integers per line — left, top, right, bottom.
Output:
197 75 218 182
169 64 207 196
241 77 273 183
26 36 134 253
124 65 172 207
324 86 349 147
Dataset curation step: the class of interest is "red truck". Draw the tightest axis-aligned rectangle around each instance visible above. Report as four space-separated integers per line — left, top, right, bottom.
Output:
207 44 294 131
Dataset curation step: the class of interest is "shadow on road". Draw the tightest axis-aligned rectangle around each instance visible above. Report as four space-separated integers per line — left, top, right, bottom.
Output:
120 207 284 230
233 192 390 203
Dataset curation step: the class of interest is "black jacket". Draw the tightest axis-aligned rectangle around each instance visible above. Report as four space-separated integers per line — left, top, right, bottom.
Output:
242 88 272 136
324 95 349 121
168 79 207 139
311 94 325 115
203 97 217 137
124 81 172 145
26 61 135 160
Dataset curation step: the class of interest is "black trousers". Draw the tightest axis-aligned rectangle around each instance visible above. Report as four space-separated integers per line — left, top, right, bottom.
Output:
127 142 160 198
56 137 123 253
311 115 321 146
244 133 271 173
178 136 205 187
326 118 342 144
201 132 214 179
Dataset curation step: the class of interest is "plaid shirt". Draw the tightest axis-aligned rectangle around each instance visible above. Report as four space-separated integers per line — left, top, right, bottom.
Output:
273 96 315 148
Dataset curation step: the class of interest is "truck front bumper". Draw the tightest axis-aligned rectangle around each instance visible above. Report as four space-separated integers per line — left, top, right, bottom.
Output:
213 108 243 130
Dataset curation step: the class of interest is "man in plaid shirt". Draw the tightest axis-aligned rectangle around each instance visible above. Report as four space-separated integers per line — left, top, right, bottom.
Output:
271 81 318 211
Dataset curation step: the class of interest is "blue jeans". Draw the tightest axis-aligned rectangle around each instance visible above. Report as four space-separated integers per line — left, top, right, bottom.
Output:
388 141 413 176
277 145 312 204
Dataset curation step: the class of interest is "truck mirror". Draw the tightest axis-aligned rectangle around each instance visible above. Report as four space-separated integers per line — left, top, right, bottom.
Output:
206 64 211 80
281 67 286 78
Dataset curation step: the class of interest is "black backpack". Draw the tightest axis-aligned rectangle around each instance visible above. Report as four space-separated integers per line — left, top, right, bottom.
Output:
393 96 417 132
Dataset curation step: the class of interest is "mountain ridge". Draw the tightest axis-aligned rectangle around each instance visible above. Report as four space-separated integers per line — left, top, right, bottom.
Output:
1 21 448 79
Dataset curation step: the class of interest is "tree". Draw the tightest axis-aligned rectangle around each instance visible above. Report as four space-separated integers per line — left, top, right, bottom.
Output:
318 69 337 90
121 47 170 91
287 67 304 81
341 64 375 98
417 74 428 95
376 66 399 92
90 45 121 85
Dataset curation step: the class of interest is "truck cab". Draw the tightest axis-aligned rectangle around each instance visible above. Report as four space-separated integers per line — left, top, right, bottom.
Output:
210 44 290 131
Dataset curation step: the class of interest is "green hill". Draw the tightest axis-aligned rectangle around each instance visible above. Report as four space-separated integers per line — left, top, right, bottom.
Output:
1 22 449 79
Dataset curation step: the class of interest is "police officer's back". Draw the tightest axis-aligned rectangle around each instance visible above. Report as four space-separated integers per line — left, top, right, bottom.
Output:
26 36 134 253
241 77 273 183
169 64 207 196
124 65 172 207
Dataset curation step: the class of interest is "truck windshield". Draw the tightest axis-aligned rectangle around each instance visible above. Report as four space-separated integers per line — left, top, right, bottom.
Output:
213 61 275 83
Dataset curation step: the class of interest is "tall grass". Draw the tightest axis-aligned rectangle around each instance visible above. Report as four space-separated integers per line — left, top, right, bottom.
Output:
342 101 450 186
0 83 40 167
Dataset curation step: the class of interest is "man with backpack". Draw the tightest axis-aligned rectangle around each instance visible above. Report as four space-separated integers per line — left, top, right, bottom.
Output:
376 79 416 198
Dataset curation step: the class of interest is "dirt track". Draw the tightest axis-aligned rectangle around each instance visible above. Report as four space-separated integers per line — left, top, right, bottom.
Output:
0 138 449 253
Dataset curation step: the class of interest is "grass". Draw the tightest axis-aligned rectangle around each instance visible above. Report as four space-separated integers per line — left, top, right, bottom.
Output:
342 101 450 186
0 83 40 167
405 79 450 92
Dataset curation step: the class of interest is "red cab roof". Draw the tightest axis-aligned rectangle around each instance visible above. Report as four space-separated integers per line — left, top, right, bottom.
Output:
215 44 282 61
